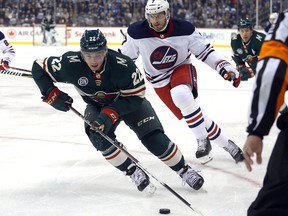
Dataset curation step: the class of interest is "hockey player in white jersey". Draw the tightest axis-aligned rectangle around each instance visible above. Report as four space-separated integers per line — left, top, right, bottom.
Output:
0 31 15 71
119 0 244 164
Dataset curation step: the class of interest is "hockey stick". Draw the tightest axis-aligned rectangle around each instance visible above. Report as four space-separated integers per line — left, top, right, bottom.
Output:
0 69 32 78
120 29 126 37
69 106 204 216
120 29 127 44
9 66 32 73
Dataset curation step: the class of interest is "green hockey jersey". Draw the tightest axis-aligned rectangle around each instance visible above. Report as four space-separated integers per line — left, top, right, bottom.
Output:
32 49 146 117
231 30 266 72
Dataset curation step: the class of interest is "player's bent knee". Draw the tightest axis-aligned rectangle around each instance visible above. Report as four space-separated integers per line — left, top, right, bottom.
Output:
171 84 197 110
141 130 184 170
86 127 130 170
141 130 170 153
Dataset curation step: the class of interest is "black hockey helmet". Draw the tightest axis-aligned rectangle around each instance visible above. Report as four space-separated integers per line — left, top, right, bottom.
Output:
80 29 107 52
238 18 252 29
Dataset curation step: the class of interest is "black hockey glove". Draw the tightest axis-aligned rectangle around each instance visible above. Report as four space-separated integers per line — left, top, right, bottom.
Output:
42 87 73 112
216 60 241 88
93 108 119 134
237 65 254 81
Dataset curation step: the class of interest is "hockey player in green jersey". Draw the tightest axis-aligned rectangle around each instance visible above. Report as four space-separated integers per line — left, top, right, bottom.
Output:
231 18 266 81
232 17 288 113
31 29 204 192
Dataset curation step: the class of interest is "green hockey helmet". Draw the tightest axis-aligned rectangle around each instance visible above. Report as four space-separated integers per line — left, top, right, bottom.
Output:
80 29 107 52
238 18 252 29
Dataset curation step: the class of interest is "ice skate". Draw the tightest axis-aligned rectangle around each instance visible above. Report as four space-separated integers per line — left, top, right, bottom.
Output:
179 165 204 190
126 164 156 194
42 37 47 46
223 140 244 163
196 137 213 164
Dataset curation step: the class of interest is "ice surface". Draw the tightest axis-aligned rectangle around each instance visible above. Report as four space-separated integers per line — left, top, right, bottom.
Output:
0 45 282 216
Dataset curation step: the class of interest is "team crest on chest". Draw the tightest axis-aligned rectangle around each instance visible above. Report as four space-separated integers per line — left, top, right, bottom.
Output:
245 55 257 63
150 46 178 70
91 91 120 104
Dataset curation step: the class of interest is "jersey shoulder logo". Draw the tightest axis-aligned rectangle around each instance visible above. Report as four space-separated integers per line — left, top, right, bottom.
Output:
255 34 263 42
67 55 81 63
78 77 89 86
231 33 237 40
116 56 128 67
237 48 243 55
150 46 178 70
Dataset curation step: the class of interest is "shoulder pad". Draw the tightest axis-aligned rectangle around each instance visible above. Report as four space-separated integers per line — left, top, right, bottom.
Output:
127 20 152 39
170 19 195 36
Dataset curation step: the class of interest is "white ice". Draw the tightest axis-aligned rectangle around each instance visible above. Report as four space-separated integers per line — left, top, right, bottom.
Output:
0 45 282 216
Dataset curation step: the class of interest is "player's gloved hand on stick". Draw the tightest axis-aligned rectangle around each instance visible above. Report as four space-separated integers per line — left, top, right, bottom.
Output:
216 60 241 88
42 87 73 112
237 65 254 81
93 108 119 134
0 60 9 70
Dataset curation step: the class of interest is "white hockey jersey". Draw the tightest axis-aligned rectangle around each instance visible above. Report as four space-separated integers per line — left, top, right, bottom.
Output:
119 18 225 88
0 31 15 64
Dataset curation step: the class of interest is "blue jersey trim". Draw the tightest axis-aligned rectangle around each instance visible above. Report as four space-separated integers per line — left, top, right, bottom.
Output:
0 31 5 40
128 18 195 40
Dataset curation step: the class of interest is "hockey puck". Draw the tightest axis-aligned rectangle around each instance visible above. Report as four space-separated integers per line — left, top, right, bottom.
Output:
159 208 170 214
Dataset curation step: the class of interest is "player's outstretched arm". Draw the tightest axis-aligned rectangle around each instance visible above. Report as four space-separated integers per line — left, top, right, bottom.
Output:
216 60 241 87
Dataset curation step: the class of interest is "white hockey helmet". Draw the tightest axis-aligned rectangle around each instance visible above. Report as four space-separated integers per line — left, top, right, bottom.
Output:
269 12 278 24
145 0 170 16
145 0 170 31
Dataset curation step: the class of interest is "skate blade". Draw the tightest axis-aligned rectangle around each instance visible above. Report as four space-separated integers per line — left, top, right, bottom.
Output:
143 182 156 196
198 154 213 165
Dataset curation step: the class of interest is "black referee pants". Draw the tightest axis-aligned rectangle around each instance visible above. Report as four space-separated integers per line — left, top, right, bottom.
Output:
248 130 288 216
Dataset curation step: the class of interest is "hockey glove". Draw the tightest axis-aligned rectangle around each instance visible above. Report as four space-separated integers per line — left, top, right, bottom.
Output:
42 87 73 112
0 60 9 70
216 60 241 88
238 65 254 81
93 108 119 134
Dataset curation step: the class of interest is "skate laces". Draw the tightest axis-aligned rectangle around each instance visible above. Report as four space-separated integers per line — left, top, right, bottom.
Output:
130 167 147 187
225 140 239 157
181 168 199 187
197 138 208 151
